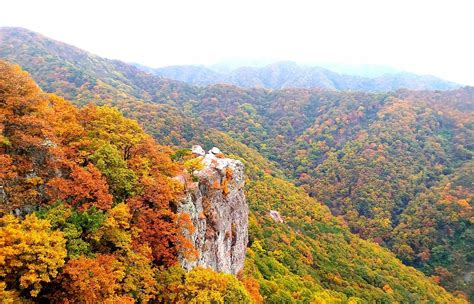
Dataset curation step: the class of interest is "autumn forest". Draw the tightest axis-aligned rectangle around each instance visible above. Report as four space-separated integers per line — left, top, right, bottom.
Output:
0 26 473 303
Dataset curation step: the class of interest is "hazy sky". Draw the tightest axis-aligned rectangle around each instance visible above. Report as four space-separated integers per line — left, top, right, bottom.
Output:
1 0 473 85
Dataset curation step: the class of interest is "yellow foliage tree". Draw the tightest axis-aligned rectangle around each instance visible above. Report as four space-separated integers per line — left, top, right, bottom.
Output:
93 202 133 249
0 214 67 297
158 266 252 304
119 245 158 303
81 105 146 160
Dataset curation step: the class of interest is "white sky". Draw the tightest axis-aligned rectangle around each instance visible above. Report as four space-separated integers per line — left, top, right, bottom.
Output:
1 0 473 85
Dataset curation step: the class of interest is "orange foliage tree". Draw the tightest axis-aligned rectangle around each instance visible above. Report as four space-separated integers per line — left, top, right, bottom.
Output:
53 254 129 303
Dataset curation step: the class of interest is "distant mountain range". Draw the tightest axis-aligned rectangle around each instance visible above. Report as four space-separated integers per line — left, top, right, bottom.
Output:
135 61 460 91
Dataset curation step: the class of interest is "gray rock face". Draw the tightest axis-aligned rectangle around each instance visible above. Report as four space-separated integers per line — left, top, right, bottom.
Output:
269 210 284 223
179 147 248 275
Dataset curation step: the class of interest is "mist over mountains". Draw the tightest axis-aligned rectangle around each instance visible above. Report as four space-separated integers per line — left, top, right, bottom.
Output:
136 61 461 91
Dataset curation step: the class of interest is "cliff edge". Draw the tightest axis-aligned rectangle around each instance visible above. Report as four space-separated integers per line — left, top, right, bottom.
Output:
179 146 248 275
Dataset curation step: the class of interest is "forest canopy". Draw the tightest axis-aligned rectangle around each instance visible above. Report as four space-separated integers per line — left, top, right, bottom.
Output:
0 26 472 302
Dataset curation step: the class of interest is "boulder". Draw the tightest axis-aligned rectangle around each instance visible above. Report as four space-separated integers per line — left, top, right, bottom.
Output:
209 147 221 155
192 145 206 156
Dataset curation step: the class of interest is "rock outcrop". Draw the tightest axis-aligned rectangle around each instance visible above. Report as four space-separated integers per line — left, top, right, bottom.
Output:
269 210 284 223
179 146 248 275
191 145 205 156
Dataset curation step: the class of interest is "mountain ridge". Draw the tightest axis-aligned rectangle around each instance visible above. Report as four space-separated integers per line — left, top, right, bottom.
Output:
136 60 461 91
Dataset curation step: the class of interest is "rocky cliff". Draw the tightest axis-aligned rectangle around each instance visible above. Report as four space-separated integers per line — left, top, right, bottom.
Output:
178 146 248 275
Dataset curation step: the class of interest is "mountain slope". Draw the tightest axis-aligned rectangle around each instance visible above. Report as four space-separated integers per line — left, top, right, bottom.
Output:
1 59 466 303
0 27 199 104
143 61 460 91
179 85 474 298
0 60 248 302
0 27 472 301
